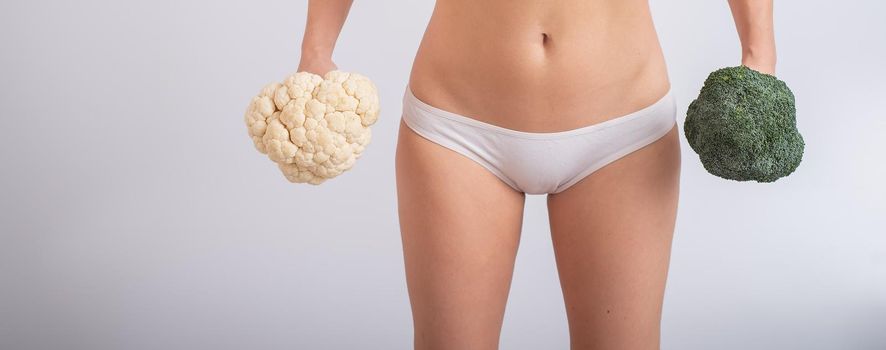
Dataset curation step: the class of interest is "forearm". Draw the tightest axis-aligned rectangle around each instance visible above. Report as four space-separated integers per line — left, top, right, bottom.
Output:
301 0 354 60
727 0 776 72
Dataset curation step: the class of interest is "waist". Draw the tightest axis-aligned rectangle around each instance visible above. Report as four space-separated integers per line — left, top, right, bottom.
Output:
407 2 670 132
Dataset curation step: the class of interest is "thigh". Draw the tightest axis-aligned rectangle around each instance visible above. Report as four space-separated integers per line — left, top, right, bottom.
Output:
546 125 681 350
395 118 526 350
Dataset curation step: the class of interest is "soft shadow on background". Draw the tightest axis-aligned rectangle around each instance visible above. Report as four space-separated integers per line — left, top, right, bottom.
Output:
1 1 884 349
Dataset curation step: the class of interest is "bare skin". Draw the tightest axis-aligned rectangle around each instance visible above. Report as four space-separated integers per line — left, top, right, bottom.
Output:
299 1 776 349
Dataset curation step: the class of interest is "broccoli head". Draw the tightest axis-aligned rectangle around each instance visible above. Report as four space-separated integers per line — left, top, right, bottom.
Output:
683 65 804 182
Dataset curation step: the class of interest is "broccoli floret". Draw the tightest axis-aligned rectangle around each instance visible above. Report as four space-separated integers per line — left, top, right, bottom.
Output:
683 65 805 182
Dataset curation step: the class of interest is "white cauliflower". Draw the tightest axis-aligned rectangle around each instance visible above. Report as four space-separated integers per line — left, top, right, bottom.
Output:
244 70 380 184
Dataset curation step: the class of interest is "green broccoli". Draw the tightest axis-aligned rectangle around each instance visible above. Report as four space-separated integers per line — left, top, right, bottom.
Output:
683 65 804 182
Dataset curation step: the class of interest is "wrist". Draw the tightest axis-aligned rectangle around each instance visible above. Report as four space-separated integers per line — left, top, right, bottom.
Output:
300 42 334 60
741 43 776 62
741 46 777 75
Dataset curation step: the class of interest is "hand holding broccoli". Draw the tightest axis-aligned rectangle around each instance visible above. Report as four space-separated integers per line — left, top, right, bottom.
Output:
683 65 804 183
741 54 776 75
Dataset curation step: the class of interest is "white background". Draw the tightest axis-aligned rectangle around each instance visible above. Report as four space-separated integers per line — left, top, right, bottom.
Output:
1 1 884 349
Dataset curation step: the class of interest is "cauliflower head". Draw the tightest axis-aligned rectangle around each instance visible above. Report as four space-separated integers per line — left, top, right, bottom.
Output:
683 65 804 183
244 70 380 184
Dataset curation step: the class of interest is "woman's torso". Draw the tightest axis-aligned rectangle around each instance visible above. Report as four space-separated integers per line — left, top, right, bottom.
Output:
408 0 671 132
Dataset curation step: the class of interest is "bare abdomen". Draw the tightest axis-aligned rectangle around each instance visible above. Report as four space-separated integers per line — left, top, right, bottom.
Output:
408 0 671 132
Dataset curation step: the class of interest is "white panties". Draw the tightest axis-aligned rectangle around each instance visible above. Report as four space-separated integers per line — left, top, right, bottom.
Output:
400 84 677 195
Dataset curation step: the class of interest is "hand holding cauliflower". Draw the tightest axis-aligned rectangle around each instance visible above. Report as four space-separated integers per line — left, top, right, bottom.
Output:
244 70 380 184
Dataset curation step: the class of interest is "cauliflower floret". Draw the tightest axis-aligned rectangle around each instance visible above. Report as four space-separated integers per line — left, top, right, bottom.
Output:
245 70 381 184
